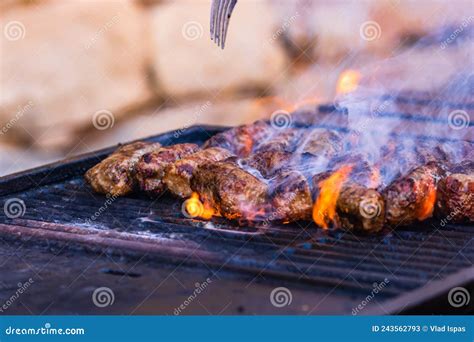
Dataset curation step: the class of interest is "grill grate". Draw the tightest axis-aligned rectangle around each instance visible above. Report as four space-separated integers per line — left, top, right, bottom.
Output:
0 110 472 315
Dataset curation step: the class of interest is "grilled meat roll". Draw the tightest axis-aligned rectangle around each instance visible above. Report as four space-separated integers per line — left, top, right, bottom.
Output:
436 160 474 222
253 128 302 153
270 170 313 221
203 120 271 157
381 139 451 179
85 141 162 196
242 150 294 178
163 147 233 198
384 162 446 226
191 161 268 220
135 143 200 195
311 171 385 232
298 129 343 158
336 185 385 233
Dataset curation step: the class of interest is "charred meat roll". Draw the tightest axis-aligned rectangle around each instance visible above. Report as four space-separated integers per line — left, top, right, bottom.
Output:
135 143 200 195
297 129 343 158
163 147 233 198
203 120 271 157
382 139 450 178
270 170 313 221
191 161 268 220
241 150 294 178
311 169 385 232
326 153 382 189
85 141 162 196
335 185 385 233
253 128 302 153
436 160 474 222
384 162 446 226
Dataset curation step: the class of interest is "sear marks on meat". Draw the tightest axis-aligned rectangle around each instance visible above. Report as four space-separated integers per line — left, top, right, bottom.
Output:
436 160 474 222
85 141 162 196
135 143 200 196
203 120 272 157
270 170 313 221
191 161 268 220
336 185 385 233
384 161 446 226
163 147 233 198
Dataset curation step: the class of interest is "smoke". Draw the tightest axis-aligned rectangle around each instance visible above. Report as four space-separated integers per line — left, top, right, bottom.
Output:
319 22 474 186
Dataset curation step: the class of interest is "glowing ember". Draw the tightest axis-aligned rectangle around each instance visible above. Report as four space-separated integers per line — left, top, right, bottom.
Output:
336 70 361 94
313 165 353 229
417 181 436 220
183 192 215 220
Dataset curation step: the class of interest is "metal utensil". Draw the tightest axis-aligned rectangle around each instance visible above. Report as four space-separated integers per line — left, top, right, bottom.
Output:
210 0 238 49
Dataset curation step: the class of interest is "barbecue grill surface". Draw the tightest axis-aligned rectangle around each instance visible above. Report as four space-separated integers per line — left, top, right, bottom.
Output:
0 123 473 315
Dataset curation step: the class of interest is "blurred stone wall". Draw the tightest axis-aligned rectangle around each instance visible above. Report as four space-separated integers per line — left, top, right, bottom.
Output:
0 0 470 175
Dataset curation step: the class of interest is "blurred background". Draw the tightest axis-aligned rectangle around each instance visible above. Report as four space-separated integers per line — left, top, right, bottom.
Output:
0 0 472 175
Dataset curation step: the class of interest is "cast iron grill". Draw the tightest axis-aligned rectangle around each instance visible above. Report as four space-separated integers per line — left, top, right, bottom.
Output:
0 102 472 315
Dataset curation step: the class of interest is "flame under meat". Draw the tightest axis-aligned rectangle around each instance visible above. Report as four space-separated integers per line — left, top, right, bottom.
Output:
184 192 217 220
313 165 353 229
416 180 437 221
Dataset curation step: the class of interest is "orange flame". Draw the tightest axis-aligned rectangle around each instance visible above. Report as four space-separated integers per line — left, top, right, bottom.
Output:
416 182 436 221
336 70 361 95
184 192 216 220
313 165 353 229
